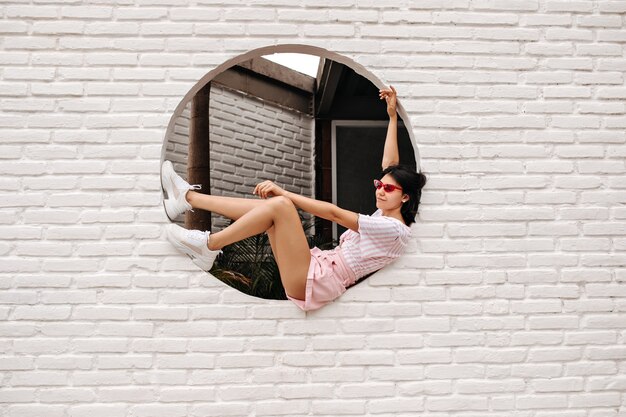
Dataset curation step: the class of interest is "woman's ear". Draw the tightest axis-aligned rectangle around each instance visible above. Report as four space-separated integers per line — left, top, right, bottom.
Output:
402 194 409 203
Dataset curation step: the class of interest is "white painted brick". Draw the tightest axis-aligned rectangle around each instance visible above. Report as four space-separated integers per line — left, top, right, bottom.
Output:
330 9 378 22
31 82 84 96
220 385 277 401
526 41 573 56
4 67 56 80
85 82 140 95
1 5 624 415
32 21 85 35
577 43 622 57
545 1 593 12
544 57 594 70
156 354 216 370
43 259 101 273
529 315 580 330
0 82 28 96
364 24 467 40
255 400 309 416
189 402 248 417
112 68 166 81
224 8 275 20
311 400 365 415
578 103 624 114
80 177 136 190
421 271 481 285
27 114 82 128
470 0 538 10
5 36 56 52
524 71 574 85
247 23 300 36
277 383 334 399
0 52 29 64
10 370 69 386
605 117 626 129
578 161 625 174
599 1 626 12
84 22 139 35
282 318 339 335
140 22 193 36
546 28 593 41
93 355 152 370
577 15 621 27
544 87 594 100
57 99 110 112
277 9 329 21
114 6 167 20
58 38 112 50
517 394 568 409
0 388 38 403
520 12 572 26
597 29 626 42
115 39 167 52
7 405 66 417
570 393 621 408
303 24 355 37
131 404 189 417
526 160 574 173
0 21 29 34
61 6 113 18
5 5 59 18
434 11 515 25
0 356 35 370
154 387 215 402
13 339 72 355
531 377 584 393
81 210 135 223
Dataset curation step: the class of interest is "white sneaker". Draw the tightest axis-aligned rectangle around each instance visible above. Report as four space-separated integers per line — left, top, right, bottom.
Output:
161 160 202 221
166 224 221 272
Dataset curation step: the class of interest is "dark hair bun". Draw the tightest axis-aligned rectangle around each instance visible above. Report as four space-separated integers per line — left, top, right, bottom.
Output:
380 164 427 226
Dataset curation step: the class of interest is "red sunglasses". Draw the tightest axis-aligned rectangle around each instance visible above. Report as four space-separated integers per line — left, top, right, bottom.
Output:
374 179 403 193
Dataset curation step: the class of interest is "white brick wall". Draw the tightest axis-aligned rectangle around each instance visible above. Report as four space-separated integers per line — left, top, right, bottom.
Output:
2 1 626 416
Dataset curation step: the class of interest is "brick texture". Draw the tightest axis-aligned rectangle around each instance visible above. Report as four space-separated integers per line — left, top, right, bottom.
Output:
1 1 625 415
165 84 313 230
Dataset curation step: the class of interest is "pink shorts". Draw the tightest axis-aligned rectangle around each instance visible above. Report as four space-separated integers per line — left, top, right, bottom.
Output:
286 246 357 312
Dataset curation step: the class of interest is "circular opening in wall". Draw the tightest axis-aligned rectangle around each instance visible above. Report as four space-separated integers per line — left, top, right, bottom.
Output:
161 45 419 301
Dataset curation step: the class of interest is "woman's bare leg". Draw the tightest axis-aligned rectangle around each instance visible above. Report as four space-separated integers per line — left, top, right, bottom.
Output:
185 190 283 266
207 196 310 300
186 191 264 220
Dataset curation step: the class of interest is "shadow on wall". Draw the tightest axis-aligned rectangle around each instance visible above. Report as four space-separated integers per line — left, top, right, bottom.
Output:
163 50 416 301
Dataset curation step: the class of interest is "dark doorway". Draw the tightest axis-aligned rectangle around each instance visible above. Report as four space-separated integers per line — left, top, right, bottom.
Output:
315 60 416 242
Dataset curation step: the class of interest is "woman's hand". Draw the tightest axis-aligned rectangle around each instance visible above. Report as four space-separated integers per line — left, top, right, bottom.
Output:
253 180 286 199
379 85 397 118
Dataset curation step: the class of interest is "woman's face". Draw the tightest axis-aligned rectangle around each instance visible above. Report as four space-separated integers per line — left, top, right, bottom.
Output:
375 174 407 211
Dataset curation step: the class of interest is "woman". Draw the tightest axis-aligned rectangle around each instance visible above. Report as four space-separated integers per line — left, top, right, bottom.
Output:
162 86 427 311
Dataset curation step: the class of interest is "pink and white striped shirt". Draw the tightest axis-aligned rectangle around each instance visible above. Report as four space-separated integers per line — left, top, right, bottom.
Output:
338 208 412 280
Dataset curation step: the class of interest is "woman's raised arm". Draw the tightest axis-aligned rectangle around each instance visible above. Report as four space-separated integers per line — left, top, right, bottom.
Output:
380 85 399 170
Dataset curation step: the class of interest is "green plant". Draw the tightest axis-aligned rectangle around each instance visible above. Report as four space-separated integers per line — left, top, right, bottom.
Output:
209 214 337 300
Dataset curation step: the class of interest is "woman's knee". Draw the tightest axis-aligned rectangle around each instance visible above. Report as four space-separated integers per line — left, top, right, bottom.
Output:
269 195 296 211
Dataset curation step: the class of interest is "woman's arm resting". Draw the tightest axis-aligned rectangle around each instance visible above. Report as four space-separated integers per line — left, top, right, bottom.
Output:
284 191 359 232
255 180 358 230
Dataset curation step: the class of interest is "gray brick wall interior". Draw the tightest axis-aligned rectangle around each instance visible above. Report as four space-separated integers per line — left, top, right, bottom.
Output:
209 83 314 230
164 83 314 230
